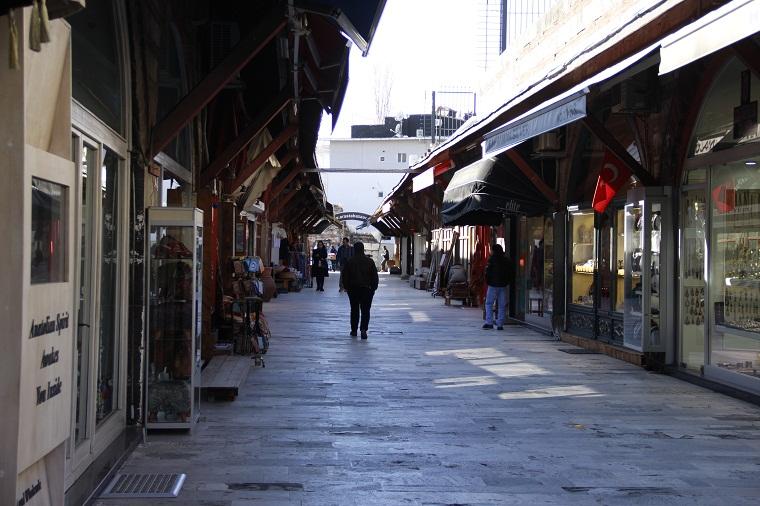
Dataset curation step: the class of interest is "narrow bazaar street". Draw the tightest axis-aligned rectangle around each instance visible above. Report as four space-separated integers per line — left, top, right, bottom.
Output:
100 274 760 505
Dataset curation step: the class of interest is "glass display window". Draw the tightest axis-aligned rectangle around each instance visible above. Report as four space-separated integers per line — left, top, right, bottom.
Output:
31 177 68 284
570 209 595 306
680 186 707 372
708 159 760 381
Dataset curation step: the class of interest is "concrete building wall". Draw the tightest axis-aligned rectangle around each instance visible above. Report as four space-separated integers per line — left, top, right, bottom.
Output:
325 137 431 216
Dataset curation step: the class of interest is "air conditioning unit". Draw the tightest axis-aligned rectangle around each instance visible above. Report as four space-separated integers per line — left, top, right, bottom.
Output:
534 131 561 152
416 128 424 138
612 78 655 113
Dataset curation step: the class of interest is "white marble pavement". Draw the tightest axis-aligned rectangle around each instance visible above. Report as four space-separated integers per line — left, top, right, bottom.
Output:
96 274 760 505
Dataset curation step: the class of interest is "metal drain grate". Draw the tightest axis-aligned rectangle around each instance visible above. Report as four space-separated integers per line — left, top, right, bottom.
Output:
100 473 186 499
558 348 601 354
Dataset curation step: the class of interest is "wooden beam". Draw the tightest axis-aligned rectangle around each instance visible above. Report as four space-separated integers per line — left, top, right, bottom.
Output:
504 150 559 206
200 90 291 187
382 214 404 235
228 123 299 192
386 214 410 235
281 200 308 227
283 203 309 228
581 115 656 186
277 149 299 170
393 198 425 226
274 187 301 218
150 10 287 157
733 38 760 79
301 211 322 231
270 164 302 200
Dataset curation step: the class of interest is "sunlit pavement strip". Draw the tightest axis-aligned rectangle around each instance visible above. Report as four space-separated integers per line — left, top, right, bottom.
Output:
99 274 760 505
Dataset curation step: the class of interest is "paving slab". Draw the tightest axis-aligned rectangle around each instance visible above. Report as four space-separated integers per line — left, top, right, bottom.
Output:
94 274 760 505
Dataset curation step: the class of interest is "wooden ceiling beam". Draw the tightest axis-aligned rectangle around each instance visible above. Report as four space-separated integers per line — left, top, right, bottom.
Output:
504 149 559 206
269 162 302 198
199 89 291 187
581 115 656 186
150 10 287 157
227 123 299 193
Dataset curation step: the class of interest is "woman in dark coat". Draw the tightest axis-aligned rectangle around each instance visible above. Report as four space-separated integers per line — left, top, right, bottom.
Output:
312 240 328 291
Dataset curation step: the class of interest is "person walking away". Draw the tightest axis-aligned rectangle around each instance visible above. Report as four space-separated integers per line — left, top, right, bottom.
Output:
312 241 328 291
329 245 338 271
336 237 354 292
483 244 514 330
381 246 390 272
340 242 378 339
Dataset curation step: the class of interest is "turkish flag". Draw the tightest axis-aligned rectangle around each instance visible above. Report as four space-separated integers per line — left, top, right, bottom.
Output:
592 150 631 213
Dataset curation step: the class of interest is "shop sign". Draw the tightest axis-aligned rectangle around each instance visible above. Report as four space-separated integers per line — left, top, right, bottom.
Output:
694 129 730 156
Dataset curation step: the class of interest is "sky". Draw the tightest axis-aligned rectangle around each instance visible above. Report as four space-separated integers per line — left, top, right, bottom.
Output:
318 0 481 140
316 0 483 210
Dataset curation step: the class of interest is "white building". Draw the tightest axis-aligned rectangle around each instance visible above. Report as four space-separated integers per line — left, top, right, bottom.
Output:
324 137 431 216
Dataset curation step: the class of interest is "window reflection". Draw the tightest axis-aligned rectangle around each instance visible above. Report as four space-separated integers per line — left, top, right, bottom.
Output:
31 177 68 284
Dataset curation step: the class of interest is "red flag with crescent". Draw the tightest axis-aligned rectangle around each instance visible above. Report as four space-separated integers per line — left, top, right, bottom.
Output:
592 149 631 213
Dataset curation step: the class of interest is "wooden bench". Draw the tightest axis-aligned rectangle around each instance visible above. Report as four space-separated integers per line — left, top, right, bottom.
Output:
201 355 251 401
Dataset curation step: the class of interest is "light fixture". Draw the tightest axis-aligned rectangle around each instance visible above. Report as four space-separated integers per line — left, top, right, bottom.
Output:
745 160 757 166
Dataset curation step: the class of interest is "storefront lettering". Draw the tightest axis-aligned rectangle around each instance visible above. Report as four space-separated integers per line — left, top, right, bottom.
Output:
35 377 63 406
16 479 41 505
40 347 60 368
501 200 522 214
28 312 69 339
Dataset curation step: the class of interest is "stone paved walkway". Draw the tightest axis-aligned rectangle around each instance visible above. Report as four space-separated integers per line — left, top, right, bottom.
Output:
98 274 760 505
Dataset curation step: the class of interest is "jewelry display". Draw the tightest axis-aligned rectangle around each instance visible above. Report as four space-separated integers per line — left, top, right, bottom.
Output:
682 287 705 326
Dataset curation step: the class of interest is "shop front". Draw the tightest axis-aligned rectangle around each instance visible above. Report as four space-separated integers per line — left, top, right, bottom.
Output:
677 56 760 393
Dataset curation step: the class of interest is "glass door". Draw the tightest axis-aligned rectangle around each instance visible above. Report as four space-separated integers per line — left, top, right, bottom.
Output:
67 131 126 476
71 137 98 454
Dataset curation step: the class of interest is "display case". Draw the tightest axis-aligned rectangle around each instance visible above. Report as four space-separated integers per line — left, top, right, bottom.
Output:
145 207 203 429
623 187 670 352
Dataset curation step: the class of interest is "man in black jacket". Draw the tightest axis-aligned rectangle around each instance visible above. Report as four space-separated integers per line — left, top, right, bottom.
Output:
340 242 379 339
483 244 514 330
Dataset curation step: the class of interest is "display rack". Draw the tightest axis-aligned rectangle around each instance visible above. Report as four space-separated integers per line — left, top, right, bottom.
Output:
145 207 203 429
